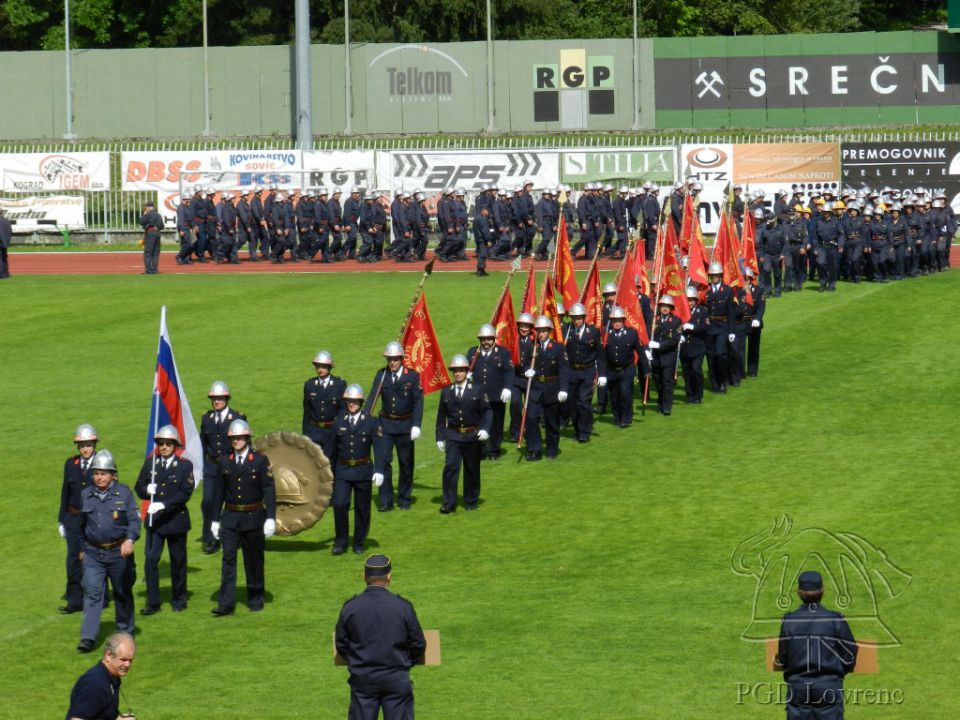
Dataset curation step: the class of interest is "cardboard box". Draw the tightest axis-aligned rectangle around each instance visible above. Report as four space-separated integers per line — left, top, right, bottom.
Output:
334 630 441 666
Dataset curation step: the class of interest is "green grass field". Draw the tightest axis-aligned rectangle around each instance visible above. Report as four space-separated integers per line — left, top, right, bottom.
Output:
1 270 957 719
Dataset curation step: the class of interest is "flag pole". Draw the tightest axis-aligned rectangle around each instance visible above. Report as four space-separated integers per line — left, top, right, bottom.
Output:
516 250 554 451
147 306 165 527
468 257 522 375
643 203 671 416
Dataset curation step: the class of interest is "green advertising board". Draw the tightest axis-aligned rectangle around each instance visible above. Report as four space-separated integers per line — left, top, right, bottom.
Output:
559 148 675 183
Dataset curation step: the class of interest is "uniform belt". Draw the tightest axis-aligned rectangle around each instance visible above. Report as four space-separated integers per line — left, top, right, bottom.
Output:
338 457 371 467
311 419 335 428
710 315 728 321
571 363 593 370
67 504 81 516
380 412 413 421
745 315 755 320
610 364 630 371
447 424 480 433
535 375 559 382
92 539 125 550
225 501 265 512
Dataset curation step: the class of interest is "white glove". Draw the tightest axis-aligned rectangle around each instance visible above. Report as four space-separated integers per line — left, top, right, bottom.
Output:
557 391 568 403
597 377 607 388
477 429 490 442
524 368 535 378
437 441 445 451
751 319 761 328
648 340 661 349
372 472 384 487
410 426 421 441
500 388 512 403
644 350 653 362
263 519 276 538
682 322 694 331
146 483 157 495
58 523 66 539
147 502 166 515
211 522 221 540
728 333 736 343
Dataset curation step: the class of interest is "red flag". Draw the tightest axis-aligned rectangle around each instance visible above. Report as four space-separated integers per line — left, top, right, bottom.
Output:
654 219 680 301
580 260 602 329
714 214 744 290
678 192 697 254
688 230 709 288
740 211 759 278
629 241 651 298
400 291 451 395
614 266 650 346
520 265 537 315
541 277 563 340
491 290 520 365
659 234 692 323
554 215 579 308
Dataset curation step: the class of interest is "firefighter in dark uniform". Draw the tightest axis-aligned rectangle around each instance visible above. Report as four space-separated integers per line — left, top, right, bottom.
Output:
742 270 765 378
270 191 291 263
648 295 682 416
774 571 857 720
643 183 661 261
412 191 431 260
563 303 605 443
522 316 569 461
250 185 269 260
139 201 164 274
435 355 493 512
340 187 363 261
359 192 387 263
237 188 256 261
199 380 246 554
329 384 386 555
328 188 345 260
534 187 557 260
509 313 536 443
731 184 745 235
680 286 708 404
888 202 908 280
76 450 140 653
175 193 195 265
295 188 317 259
785 205 809 291
210 419 276 615
58 424 99 615
840 201 865 283
466 324 514 460
813 202 845 291
757 209 787 297
704 262 738 393
302 350 347 461
335 554 426 720
473 203 493 276
314 188 333 262
593 282 619 414
134 425 194 615
601 305 649 428
367 341 423 511
864 205 891 282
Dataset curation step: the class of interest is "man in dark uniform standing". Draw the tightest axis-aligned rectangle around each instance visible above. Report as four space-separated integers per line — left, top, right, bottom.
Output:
648 295 682 416
704 262 738 393
466 323 514 460
134 425 194 615
593 282 619 414
199 380 246 554
210 419 276 615
77 450 140 653
509 313 535 443
743 269 765 378
563 303 605 443
58 424 99 615
367 341 423 511
435 355 492 513
680 286 708 404
522 316 569 461
329 384 386 555
601 306 649 428
139 200 164 275
774 571 857 720
336 554 426 720
813 202 845 292
341 187 363 261
302 350 347 461
175 193 195 265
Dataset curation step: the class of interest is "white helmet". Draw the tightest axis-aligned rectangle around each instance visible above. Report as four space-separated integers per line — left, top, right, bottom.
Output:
208 381 231 398
154 424 182 445
477 324 496 338
568 303 587 317
447 354 469 369
602 282 617 295
708 262 723 276
343 383 365 401
312 350 334 366
226 419 251 438
90 449 117 473
383 341 404 358
74 424 98 443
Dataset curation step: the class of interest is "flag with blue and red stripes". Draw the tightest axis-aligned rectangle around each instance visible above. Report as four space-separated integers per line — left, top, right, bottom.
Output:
144 306 204 512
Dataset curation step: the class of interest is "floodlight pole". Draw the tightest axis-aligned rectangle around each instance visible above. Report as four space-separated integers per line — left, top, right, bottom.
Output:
295 0 313 149
344 0 353 135
63 0 76 140
485 0 495 133
202 0 211 135
631 0 641 131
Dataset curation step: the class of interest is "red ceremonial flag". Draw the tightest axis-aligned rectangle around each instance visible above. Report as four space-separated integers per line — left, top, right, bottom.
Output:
715 214 744 290
654 219 681 300
688 229 709 288
614 266 650 346
541 277 563 340
740 210 759 278
554 215 580 308
659 235 692 323
400 291 451 394
491 290 520 365
580 260 603 329
630 241 651 298
678 191 697 254
520 265 537 315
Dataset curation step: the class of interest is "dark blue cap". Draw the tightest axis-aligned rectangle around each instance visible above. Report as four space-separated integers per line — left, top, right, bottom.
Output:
798 571 823 590
364 554 392 577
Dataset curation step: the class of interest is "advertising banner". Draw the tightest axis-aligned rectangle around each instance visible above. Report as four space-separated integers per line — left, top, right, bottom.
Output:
376 149 560 194
679 144 734 233
301 150 376 191
842 140 960 211
0 195 85 232
559 147 676 184
733 143 840 186
1 152 110 193
122 150 303 192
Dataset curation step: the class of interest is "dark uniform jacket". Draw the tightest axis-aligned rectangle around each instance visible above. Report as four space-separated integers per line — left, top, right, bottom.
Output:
563 323 607 379
776 602 857 704
134 455 195 536
328 411 386 479
514 335 534 389
651 314 682 368
80 481 141 548
435 382 493 444
758 223 787 255
681 305 709 358
743 284 766 330
814 217 846 249
367 367 424 434
335 585 426 680
529 339 569 403
466 345 513 400
212 449 276 531
603 325 650 377
704 283 738 335
200 408 246 464
140 209 164 236
60 455 94 524
302 375 348 433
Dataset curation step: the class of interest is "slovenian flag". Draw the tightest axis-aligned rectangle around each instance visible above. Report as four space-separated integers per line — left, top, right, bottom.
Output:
144 306 204 507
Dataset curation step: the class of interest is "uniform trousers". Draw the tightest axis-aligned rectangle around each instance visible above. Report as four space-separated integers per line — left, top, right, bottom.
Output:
218 517 265 610
143 529 187 609
379 433 414 509
442 439 480 508
81 549 136 641
333 474 372 551
348 673 415 720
